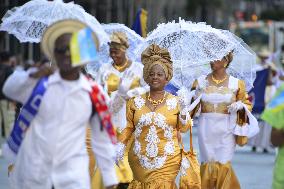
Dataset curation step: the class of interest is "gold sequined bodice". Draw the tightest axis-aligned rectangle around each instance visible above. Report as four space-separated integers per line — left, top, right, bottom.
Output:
106 73 140 95
200 85 237 114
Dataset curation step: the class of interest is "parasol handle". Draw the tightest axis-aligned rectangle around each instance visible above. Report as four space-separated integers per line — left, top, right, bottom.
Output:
178 17 184 87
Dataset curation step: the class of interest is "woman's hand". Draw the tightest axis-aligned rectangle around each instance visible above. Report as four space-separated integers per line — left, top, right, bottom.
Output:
117 70 135 98
177 87 195 111
228 101 244 113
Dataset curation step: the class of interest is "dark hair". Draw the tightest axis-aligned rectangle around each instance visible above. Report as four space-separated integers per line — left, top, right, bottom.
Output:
0 51 12 62
224 51 233 68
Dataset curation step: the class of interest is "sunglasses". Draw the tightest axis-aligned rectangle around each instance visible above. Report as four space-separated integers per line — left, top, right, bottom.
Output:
54 46 70 55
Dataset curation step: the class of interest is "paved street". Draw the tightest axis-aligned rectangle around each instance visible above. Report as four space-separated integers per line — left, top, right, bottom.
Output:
0 128 275 189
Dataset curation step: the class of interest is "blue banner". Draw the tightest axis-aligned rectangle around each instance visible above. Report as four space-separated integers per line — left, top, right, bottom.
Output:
249 68 269 114
7 77 48 154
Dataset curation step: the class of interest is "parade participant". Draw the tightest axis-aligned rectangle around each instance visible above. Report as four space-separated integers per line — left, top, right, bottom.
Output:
93 31 148 189
270 128 284 189
190 52 258 189
116 44 192 188
0 51 15 156
261 83 284 189
250 51 275 153
2 19 118 189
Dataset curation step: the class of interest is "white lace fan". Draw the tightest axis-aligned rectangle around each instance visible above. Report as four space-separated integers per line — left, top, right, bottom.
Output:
86 23 145 78
0 0 108 46
136 19 256 90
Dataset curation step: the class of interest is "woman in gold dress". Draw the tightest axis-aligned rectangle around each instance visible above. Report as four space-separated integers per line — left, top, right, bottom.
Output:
116 44 192 188
190 52 259 189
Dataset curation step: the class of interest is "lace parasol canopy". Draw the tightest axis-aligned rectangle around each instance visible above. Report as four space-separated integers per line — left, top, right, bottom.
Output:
135 19 256 90
0 0 108 46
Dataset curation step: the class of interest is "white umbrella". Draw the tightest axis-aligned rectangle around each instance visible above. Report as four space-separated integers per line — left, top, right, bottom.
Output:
86 23 144 77
136 19 256 90
0 0 108 46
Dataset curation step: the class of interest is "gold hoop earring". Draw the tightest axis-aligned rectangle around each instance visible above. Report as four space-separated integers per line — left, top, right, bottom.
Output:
224 64 228 68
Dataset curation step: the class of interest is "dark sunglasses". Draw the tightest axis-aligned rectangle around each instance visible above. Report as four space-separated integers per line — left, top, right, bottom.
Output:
54 46 70 55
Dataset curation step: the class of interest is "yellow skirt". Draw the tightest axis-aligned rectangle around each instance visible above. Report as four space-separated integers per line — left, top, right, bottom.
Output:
128 179 177 189
86 128 104 189
86 128 133 189
200 161 241 189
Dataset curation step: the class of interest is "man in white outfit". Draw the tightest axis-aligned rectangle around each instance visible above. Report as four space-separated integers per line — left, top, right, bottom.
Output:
2 19 118 189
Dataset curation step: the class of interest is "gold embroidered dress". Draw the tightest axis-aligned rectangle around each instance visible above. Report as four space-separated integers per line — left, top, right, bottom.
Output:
117 93 192 188
192 75 259 189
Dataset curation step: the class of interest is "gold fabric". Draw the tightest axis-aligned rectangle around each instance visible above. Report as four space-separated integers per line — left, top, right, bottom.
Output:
141 44 173 82
106 73 140 95
235 80 252 146
200 162 241 189
118 93 191 188
200 85 236 115
115 136 134 183
109 32 129 51
201 102 231 114
179 126 201 189
86 128 104 189
128 179 177 189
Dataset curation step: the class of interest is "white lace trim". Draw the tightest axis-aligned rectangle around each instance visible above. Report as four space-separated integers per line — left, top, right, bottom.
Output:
133 140 141 155
139 155 167 170
164 141 175 155
133 112 175 170
134 96 145 110
166 98 178 110
116 142 126 161
145 125 160 157
180 157 190 176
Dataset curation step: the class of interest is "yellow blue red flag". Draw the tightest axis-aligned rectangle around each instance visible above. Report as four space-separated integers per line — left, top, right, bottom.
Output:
132 8 148 38
70 27 97 67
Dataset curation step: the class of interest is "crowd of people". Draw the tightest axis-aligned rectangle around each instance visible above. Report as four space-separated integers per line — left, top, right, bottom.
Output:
0 17 284 189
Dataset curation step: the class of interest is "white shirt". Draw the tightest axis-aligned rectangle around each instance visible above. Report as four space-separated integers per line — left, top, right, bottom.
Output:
3 70 118 189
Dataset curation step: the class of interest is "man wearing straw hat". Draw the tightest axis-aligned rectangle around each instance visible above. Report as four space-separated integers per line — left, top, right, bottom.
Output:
2 19 118 189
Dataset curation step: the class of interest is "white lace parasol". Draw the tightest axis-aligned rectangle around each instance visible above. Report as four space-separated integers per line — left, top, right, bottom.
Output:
0 0 108 46
86 23 144 78
135 19 256 90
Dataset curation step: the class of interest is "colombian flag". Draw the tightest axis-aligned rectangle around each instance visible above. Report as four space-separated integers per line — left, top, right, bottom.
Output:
70 27 97 67
261 83 284 129
132 8 148 38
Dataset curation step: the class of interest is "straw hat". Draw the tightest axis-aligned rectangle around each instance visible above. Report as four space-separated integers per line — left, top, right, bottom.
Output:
257 49 271 59
41 19 99 60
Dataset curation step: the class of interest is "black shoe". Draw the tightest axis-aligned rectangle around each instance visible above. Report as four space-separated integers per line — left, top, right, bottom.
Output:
263 148 268 153
252 146 256 152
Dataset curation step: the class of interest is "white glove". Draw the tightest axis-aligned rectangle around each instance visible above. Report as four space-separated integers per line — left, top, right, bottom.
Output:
177 87 196 112
117 70 135 98
228 101 244 113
